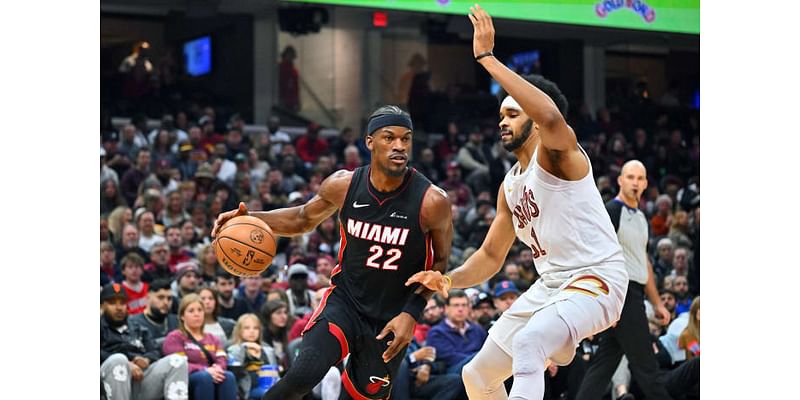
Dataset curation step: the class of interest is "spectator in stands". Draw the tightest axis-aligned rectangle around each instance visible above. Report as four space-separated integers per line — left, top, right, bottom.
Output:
181 219 206 253
340 144 363 171
227 313 280 400
412 148 440 183
129 279 178 349
472 292 496 331
392 335 465 400
673 276 693 316
121 253 150 315
151 130 177 168
196 244 219 285
162 190 189 228
669 210 693 250
164 224 194 270
660 289 678 322
225 128 250 160
237 275 266 314
108 206 133 244
199 287 236 346
650 195 673 237
440 161 473 208
118 123 148 161
121 148 152 205
163 294 238 400
493 280 520 317
414 296 445 344
278 46 300 112
426 289 488 375
672 247 690 278
143 242 172 282
102 178 128 216
288 287 326 342
312 254 335 289
285 263 315 319
116 223 149 264
101 283 189 400
295 122 328 165
266 115 291 158
456 129 491 194
104 130 132 178
171 261 201 313
260 300 292 374
136 209 165 253
653 238 674 282
101 240 121 286
678 297 700 360
279 156 307 192
216 272 249 320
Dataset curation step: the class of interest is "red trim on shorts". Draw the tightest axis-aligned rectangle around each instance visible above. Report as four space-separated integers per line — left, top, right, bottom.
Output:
327 322 349 361
302 285 336 335
366 167 415 206
342 368 373 400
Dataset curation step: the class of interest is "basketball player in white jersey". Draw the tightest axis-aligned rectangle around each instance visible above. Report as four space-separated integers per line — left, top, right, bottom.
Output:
406 5 628 400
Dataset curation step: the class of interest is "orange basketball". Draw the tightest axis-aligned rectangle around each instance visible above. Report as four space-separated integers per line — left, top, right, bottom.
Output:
213 215 277 277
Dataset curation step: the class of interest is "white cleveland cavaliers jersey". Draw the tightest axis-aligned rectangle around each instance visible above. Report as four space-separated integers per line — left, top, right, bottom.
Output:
503 147 624 276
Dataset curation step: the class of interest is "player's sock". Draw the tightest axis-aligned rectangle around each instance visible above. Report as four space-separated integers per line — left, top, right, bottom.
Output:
462 338 513 400
508 305 573 400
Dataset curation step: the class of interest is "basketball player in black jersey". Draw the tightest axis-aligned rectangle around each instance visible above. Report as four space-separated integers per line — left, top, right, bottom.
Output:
212 106 453 400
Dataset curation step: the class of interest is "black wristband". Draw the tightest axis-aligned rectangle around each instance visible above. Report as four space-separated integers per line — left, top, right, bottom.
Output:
402 293 428 322
475 51 493 61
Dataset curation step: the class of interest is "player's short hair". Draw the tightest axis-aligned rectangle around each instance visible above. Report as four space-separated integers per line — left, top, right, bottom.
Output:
366 105 412 136
497 74 569 117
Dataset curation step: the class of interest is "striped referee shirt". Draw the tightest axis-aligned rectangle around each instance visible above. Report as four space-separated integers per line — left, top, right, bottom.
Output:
606 198 649 285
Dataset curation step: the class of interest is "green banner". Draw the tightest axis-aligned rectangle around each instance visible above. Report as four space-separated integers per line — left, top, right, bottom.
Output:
284 0 699 34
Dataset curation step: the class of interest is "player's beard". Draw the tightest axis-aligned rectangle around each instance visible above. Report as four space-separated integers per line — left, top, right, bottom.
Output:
502 119 533 152
381 160 407 177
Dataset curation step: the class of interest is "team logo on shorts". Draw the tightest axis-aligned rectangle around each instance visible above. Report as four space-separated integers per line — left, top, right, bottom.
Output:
250 229 264 244
564 275 609 297
366 375 391 395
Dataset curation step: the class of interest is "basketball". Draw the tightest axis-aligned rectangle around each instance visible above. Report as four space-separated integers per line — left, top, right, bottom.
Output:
214 215 277 277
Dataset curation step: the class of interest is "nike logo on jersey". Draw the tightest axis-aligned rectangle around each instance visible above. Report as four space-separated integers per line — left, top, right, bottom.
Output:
390 212 407 220
353 201 370 208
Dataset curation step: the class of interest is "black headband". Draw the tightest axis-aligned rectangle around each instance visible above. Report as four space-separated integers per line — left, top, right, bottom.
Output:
366 114 413 135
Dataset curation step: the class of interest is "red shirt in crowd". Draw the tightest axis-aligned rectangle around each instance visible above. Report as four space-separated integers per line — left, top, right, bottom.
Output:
296 135 328 164
122 281 149 315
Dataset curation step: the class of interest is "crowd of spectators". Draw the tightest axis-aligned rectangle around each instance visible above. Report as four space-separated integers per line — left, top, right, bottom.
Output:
101 75 699 399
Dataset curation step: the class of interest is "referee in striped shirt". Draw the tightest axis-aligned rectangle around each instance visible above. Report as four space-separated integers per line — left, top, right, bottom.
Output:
576 160 672 400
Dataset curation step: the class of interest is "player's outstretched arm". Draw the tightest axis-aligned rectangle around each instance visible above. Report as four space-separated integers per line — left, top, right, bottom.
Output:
469 4 576 153
212 170 351 238
407 184 516 294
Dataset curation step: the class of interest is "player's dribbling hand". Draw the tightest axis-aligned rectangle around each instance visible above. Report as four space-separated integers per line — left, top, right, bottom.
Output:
468 4 495 60
405 271 450 299
377 312 416 363
211 202 249 239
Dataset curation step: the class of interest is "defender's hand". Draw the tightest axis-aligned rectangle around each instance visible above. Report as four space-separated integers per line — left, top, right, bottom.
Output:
376 312 416 363
406 271 450 299
211 202 249 239
468 4 495 59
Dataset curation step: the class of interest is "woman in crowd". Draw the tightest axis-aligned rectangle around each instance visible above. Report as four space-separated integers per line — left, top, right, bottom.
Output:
197 244 221 285
101 178 128 216
198 287 236 346
163 293 237 400
107 206 133 244
678 296 700 360
259 300 292 375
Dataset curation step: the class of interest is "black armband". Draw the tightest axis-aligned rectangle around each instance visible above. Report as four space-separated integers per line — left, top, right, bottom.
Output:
402 292 428 322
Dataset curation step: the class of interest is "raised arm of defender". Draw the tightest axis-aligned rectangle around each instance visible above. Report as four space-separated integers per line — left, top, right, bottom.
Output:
406 184 516 297
211 170 352 238
469 4 588 181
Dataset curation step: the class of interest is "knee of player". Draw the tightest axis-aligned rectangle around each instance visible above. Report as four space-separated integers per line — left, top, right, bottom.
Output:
511 328 548 359
461 359 482 383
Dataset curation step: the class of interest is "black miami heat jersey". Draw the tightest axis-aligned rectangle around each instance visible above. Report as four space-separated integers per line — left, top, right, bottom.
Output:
333 166 433 322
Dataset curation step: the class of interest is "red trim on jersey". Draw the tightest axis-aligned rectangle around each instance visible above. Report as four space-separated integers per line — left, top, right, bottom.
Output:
337 222 347 267
424 234 433 271
327 322 349 361
302 285 336 334
342 368 374 400
365 167 416 206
